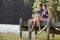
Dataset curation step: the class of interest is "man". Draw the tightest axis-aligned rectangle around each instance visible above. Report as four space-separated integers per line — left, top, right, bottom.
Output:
29 4 44 32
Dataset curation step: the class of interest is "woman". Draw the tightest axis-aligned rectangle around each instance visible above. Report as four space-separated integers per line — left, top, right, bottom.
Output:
42 4 51 23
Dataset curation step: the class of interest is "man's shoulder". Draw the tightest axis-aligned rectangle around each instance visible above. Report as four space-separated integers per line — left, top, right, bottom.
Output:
36 10 42 12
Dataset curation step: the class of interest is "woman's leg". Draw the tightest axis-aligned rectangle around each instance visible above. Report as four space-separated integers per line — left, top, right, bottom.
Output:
35 17 45 31
39 17 45 22
29 16 45 32
33 18 41 31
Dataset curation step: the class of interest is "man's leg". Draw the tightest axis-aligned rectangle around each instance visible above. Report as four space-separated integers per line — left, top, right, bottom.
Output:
29 19 35 32
37 17 45 31
34 18 41 31
37 20 41 31
39 17 45 22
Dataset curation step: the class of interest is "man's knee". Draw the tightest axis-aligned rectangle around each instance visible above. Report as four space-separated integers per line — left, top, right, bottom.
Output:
29 19 33 24
29 19 32 23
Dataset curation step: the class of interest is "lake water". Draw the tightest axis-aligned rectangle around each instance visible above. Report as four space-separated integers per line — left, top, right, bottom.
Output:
0 24 20 34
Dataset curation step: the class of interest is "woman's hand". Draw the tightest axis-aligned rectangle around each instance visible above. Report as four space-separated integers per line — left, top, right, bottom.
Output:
42 10 46 17
44 13 48 16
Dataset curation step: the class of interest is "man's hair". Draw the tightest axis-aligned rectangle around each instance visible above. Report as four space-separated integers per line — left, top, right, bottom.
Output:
39 4 42 7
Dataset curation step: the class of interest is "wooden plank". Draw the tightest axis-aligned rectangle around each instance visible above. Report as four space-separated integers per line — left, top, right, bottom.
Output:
52 22 60 27
46 24 50 40
34 25 48 38
21 22 60 27
41 22 60 27
20 22 60 31
50 29 60 34
22 27 28 31
20 18 22 37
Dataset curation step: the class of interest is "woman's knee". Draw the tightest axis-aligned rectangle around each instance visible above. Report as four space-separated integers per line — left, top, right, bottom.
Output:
39 18 45 22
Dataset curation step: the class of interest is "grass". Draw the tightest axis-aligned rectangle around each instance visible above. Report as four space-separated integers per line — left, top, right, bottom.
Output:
0 31 60 40
0 32 20 40
20 31 60 40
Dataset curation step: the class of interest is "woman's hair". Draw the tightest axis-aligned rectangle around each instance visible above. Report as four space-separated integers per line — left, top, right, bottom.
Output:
39 4 42 7
43 4 47 8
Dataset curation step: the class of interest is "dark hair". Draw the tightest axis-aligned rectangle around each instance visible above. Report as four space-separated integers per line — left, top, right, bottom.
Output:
43 4 47 8
39 4 42 7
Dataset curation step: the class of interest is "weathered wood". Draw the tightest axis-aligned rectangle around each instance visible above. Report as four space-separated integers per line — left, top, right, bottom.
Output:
21 26 28 31
41 22 60 27
20 18 60 39
21 22 60 28
20 18 22 37
50 29 60 34
21 22 60 31
28 21 31 39
52 34 54 40
46 24 50 40
52 22 60 27
34 25 48 38
35 27 37 35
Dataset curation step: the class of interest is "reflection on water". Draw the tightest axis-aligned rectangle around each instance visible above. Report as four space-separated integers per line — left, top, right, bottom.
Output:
0 24 19 34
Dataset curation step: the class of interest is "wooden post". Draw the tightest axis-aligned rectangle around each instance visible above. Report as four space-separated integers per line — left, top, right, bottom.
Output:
28 20 31 39
20 18 22 37
52 34 54 40
46 23 50 40
34 25 48 38
35 27 37 35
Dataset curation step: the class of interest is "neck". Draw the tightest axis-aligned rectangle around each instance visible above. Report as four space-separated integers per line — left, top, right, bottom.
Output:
39 9 42 10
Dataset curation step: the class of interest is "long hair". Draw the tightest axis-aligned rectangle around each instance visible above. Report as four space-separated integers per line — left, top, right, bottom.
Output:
43 4 47 9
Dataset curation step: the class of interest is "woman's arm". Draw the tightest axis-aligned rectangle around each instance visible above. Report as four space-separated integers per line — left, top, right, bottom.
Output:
47 9 52 19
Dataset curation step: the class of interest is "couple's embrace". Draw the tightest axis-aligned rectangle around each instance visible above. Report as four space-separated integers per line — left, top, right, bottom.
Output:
29 4 51 32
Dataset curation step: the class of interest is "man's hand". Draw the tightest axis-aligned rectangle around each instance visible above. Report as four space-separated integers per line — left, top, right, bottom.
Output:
35 14 42 18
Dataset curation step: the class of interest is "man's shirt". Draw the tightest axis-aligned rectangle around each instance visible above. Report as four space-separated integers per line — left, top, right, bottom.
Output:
35 10 43 15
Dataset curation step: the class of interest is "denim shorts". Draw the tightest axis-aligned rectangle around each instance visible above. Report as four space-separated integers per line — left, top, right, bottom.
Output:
43 18 50 24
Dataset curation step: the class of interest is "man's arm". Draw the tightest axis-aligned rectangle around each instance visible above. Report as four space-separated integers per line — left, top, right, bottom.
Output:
35 13 42 18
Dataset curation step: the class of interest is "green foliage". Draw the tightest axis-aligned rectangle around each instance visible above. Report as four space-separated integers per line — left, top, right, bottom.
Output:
20 32 60 40
47 0 60 21
0 32 19 40
32 0 43 12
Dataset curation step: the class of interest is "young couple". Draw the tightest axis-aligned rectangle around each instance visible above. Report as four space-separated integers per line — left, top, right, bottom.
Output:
29 4 51 32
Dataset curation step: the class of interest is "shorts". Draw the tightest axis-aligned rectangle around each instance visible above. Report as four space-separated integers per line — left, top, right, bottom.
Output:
43 18 50 24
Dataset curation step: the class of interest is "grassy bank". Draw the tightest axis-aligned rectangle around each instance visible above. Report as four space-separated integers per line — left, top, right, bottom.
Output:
0 32 20 40
20 31 60 40
0 31 60 40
